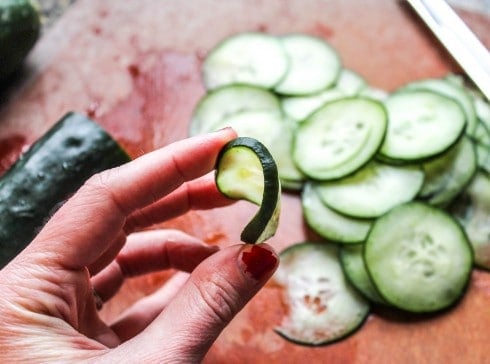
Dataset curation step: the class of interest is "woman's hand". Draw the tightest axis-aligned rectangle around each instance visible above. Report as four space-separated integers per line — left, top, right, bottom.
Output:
0 128 279 363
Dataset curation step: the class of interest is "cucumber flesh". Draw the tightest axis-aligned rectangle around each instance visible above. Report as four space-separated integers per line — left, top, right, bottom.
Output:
274 34 341 95
302 182 372 244
380 89 466 162
293 97 387 180
402 78 477 136
0 112 131 267
274 242 370 346
419 136 477 207
202 32 289 90
189 84 281 136
339 244 388 305
364 202 473 313
316 161 424 218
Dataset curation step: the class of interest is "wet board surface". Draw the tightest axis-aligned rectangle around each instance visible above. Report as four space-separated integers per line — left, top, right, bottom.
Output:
0 0 489 362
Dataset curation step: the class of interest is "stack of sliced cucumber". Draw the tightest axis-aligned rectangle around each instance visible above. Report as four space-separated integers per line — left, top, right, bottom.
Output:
191 32 490 346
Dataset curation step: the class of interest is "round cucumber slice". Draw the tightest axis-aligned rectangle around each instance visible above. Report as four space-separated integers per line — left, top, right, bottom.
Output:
202 32 289 90
364 202 473 313
302 182 372 244
189 84 281 136
316 161 424 218
274 242 370 346
274 34 341 95
293 97 387 180
380 89 466 162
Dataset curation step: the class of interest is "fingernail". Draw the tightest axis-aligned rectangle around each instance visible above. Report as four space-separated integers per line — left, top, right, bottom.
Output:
239 244 278 281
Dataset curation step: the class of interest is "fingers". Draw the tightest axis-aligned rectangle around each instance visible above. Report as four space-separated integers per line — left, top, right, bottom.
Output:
124 173 233 233
91 230 219 302
113 243 278 363
110 272 190 342
27 129 236 269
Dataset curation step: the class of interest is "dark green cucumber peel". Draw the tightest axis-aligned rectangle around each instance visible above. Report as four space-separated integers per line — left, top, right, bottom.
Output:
215 136 280 244
0 112 131 267
0 0 41 81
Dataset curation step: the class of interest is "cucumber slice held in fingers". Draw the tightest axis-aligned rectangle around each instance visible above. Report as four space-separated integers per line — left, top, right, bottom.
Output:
215 137 281 244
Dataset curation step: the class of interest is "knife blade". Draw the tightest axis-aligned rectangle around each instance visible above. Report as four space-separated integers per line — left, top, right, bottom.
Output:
406 0 490 100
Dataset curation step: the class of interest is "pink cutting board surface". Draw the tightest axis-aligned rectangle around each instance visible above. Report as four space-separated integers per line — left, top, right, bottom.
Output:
0 1 489 363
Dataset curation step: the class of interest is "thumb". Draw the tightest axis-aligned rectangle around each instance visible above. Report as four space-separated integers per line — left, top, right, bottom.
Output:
112 243 278 363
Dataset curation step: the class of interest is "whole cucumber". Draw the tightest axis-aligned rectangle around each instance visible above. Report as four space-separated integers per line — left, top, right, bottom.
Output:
0 112 131 267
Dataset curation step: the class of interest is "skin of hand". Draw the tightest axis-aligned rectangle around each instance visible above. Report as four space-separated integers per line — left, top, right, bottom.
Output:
0 128 279 363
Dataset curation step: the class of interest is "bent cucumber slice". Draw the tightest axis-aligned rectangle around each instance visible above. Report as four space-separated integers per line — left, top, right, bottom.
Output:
364 202 473 313
210 110 305 189
274 242 370 345
202 32 289 90
215 137 281 244
316 161 424 218
293 97 387 180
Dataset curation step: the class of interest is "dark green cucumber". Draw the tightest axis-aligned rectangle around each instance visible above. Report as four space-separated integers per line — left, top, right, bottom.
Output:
215 136 281 244
0 112 131 267
0 0 41 81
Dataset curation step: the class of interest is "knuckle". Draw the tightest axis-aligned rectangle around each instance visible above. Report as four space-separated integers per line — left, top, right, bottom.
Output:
192 273 240 326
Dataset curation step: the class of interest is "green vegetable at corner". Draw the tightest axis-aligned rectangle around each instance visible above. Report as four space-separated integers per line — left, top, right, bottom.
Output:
0 112 131 267
0 0 41 81
215 136 281 244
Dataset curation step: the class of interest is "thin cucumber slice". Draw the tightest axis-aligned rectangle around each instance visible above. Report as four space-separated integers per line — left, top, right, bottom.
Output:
275 34 341 95
364 202 473 313
210 110 304 187
402 78 477 136
293 97 387 180
280 69 364 122
302 182 372 244
419 136 477 207
316 161 424 218
450 171 490 270
274 242 370 346
335 69 367 95
281 88 346 122
380 89 466 162
202 32 289 90
339 244 388 305
472 121 490 173
215 137 280 244
359 87 388 101
189 84 281 136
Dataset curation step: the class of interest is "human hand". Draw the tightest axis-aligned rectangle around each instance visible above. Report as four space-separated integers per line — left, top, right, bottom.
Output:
0 128 279 363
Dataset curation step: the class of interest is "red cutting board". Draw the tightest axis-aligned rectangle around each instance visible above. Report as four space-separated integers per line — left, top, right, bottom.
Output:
1 1 489 363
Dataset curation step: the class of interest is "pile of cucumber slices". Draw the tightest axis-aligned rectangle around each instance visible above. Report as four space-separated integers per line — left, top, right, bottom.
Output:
191 32 490 345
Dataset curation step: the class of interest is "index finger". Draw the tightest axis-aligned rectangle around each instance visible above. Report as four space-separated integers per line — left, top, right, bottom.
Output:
27 128 236 269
